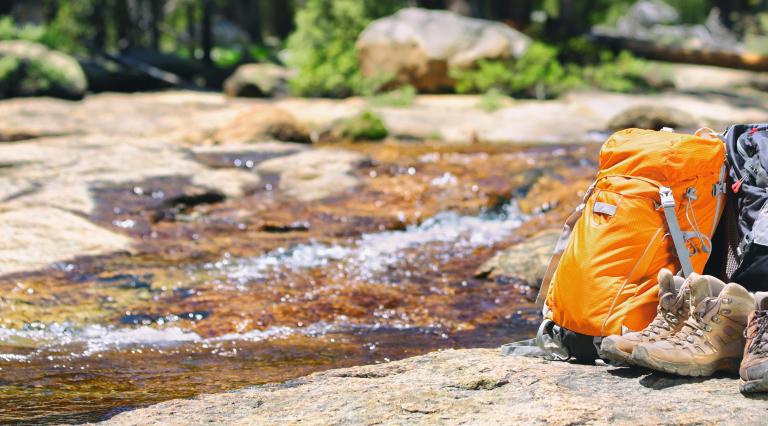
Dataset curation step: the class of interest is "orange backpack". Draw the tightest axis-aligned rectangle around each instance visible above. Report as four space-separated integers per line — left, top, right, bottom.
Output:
539 128 727 339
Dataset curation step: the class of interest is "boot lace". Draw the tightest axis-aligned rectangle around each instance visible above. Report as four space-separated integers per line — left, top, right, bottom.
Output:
643 287 689 336
669 297 722 347
746 311 768 355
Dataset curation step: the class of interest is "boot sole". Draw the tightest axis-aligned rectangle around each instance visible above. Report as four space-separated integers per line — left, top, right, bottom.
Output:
740 377 768 393
632 345 740 377
600 338 635 367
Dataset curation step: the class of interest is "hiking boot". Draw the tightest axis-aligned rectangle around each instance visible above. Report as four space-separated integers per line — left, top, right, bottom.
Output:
632 275 754 377
740 292 768 393
600 268 689 365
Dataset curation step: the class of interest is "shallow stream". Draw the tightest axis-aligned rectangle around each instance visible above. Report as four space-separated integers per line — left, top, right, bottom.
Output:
0 142 597 423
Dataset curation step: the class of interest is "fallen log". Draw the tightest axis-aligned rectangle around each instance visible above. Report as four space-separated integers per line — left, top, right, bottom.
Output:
592 33 768 72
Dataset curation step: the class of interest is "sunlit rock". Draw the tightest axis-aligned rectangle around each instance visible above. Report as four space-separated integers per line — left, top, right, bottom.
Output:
357 8 530 92
0 207 131 276
102 348 768 425
213 104 311 144
256 148 368 201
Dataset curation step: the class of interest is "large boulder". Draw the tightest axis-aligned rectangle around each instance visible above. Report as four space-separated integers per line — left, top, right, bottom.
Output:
103 348 768 425
223 63 293 98
212 104 311 144
0 40 87 99
356 8 531 92
607 105 699 131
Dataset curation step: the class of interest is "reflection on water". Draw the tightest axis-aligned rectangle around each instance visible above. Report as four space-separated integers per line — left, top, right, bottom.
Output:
0 142 598 423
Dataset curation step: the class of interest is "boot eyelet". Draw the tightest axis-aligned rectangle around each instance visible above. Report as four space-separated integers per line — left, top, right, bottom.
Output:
712 315 720 323
704 325 712 332
722 309 731 315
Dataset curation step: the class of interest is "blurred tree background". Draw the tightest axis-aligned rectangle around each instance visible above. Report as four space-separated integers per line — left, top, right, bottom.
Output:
0 0 765 99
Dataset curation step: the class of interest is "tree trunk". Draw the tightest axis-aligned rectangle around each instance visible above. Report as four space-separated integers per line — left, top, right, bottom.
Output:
201 0 213 65
149 0 163 51
236 0 262 44
272 0 294 40
91 0 107 50
187 2 196 57
114 0 134 50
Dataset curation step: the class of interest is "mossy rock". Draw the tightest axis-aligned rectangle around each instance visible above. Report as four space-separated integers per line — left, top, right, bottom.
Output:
0 40 87 99
336 111 388 141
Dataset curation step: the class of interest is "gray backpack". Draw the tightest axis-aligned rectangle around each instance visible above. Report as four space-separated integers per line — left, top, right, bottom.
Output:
723 124 768 291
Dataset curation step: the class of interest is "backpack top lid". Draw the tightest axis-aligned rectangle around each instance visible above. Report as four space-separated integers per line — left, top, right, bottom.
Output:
599 128 725 186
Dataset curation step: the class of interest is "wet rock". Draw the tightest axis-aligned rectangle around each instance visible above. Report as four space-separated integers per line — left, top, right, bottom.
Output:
153 189 226 222
475 229 559 288
607 105 699 131
190 168 261 198
0 207 131 276
258 221 310 233
191 142 308 169
255 149 368 202
0 40 88 99
101 348 768 425
357 8 530 92
224 63 293 98
212 104 311 144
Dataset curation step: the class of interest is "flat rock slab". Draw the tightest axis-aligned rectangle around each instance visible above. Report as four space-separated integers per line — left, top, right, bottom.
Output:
0 207 131 276
101 348 768 425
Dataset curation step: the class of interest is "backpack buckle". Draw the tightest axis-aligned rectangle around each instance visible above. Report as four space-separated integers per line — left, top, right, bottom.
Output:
659 186 675 208
712 182 726 196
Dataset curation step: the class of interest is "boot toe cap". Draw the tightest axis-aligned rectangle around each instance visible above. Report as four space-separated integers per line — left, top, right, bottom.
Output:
741 359 768 381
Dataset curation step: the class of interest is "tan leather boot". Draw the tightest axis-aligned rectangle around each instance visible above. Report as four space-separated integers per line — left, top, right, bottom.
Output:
600 268 689 365
740 292 768 393
632 275 753 377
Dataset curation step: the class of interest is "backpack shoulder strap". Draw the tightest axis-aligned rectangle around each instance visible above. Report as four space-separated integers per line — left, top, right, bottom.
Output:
659 186 694 277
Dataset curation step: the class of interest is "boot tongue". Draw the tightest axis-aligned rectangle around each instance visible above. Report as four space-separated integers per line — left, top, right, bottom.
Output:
657 268 679 311
689 274 726 308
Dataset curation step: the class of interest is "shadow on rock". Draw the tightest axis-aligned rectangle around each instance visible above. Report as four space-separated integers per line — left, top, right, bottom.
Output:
606 366 647 379
638 371 731 390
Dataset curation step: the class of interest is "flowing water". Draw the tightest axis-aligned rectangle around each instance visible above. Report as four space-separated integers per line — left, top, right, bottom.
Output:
0 142 598 423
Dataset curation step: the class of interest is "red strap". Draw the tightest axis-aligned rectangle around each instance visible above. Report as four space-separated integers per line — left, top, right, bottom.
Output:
732 176 746 193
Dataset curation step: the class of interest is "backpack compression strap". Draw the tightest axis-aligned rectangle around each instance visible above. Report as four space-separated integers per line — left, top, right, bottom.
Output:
659 186 694 277
535 181 596 307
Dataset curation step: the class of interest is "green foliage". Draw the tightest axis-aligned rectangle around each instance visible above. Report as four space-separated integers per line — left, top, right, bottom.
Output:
451 39 652 98
451 42 579 98
337 111 388 141
477 88 510 112
44 2 98 53
211 47 242 68
368 85 416 107
582 51 652 93
285 0 404 97
0 16 51 45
